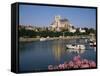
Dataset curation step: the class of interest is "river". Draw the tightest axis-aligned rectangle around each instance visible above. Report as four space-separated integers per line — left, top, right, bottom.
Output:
19 38 96 72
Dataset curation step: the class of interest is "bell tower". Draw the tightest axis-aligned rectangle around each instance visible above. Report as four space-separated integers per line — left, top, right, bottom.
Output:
55 15 61 28
55 15 61 22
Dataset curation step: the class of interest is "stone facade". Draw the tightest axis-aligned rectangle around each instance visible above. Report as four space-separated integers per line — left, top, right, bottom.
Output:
51 16 71 31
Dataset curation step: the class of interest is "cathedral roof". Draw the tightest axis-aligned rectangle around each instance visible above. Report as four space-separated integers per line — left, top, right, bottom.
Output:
60 18 69 22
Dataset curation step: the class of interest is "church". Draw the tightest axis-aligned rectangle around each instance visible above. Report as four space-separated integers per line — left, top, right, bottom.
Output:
50 15 72 31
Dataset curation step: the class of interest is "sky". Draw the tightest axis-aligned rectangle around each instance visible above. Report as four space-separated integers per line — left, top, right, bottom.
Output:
19 4 96 28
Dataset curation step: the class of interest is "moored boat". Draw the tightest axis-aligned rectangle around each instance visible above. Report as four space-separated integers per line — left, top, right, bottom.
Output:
89 41 96 47
66 44 85 50
40 37 46 41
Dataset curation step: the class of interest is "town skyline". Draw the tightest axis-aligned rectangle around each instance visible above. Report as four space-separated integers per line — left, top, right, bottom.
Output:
19 5 96 28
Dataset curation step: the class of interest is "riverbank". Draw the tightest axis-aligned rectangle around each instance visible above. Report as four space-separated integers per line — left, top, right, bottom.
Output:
19 36 90 42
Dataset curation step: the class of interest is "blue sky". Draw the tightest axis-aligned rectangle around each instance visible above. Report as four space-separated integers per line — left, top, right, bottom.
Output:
19 4 96 28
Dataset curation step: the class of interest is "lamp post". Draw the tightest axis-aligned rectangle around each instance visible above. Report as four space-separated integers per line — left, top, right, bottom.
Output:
63 32 65 39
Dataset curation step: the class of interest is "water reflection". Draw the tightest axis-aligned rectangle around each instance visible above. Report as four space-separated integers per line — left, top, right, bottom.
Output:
65 49 86 54
94 47 96 52
52 40 65 61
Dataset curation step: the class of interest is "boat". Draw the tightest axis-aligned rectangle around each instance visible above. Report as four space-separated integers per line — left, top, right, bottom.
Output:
89 41 96 47
66 44 85 50
89 34 96 47
40 37 46 41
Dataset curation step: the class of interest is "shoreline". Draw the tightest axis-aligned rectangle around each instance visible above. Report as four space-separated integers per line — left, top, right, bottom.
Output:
19 36 89 42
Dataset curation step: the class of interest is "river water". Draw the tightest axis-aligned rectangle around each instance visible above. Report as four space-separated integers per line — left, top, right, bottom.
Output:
19 38 96 72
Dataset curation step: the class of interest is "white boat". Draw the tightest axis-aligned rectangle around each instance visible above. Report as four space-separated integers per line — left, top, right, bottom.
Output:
66 44 85 50
89 41 96 47
40 37 46 41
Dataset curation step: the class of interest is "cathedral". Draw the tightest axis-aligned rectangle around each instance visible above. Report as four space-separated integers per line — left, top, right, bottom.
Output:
51 15 72 31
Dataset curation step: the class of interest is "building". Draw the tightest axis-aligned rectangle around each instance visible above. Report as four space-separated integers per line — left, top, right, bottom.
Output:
79 28 86 33
19 25 38 31
69 28 76 33
69 24 76 33
51 15 72 31
25 26 34 30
